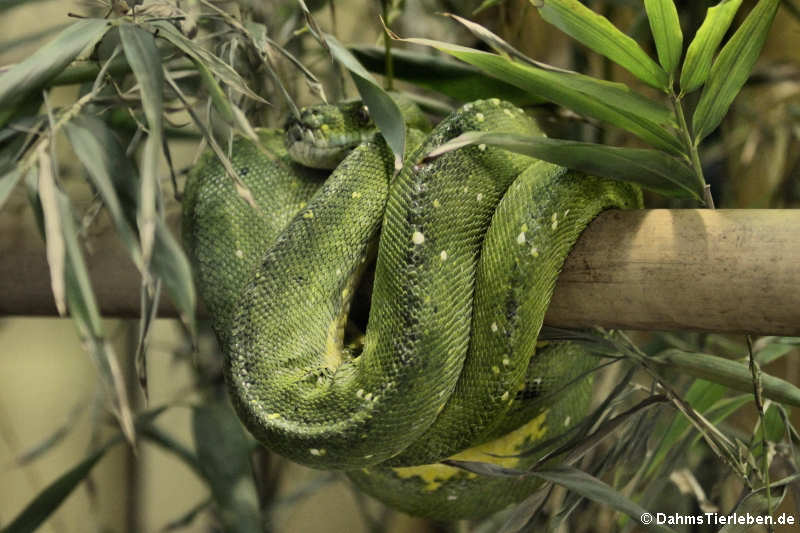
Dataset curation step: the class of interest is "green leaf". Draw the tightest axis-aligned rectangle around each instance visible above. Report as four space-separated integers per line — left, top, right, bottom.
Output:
531 0 669 90
66 115 196 335
399 38 682 153
692 0 780 142
719 485 787 533
680 0 743 94
645 380 727 477
120 23 164 267
0 167 23 215
644 0 683 75
761 402 787 443
139 423 202 477
531 466 676 532
757 338 799 366
53 186 135 444
499 486 551 533
192 58 258 142
350 45 541 106
473 0 504 14
162 499 212 532
152 218 196 334
118 24 163 140
652 349 800 407
324 33 406 170
0 438 120 533
150 21 266 104
63 117 143 272
426 132 701 199
0 19 109 108
192 402 261 533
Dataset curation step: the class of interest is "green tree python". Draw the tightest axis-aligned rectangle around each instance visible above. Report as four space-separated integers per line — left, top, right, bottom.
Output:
182 95 642 520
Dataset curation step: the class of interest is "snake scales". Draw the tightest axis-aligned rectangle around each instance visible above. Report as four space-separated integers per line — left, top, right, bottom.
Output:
182 95 641 520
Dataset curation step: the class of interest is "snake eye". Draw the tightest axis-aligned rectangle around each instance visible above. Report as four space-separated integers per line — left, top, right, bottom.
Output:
356 105 371 125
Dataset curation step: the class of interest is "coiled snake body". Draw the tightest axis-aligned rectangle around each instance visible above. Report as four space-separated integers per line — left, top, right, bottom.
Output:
182 96 641 520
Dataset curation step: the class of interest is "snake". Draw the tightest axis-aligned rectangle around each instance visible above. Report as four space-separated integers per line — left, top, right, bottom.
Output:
182 95 642 520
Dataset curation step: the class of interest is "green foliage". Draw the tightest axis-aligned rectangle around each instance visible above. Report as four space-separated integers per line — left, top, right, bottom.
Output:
644 0 683 75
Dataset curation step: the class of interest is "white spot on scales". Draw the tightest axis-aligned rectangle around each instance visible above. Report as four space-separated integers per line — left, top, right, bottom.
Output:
412 231 425 245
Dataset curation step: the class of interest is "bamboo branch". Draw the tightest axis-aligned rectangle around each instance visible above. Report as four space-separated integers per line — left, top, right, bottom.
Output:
2 209 798 336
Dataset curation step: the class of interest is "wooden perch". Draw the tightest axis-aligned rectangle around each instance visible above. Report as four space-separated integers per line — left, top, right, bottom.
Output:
1 209 798 336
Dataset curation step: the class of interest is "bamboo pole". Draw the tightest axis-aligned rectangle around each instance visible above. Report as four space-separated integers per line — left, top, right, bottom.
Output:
1 209 798 335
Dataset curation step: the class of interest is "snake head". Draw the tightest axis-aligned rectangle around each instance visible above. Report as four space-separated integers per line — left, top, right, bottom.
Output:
285 100 377 169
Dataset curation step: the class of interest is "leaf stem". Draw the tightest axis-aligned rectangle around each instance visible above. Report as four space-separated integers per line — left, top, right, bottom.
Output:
381 1 394 91
670 93 712 207
747 335 773 528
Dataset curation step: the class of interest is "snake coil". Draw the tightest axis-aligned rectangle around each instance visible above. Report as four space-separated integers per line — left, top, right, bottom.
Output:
182 97 641 519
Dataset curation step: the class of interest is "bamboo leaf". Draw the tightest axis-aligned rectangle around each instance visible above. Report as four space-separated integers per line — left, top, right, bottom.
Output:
152 218 196 335
162 499 212 531
531 466 676 532
0 19 109 109
761 403 786 443
192 58 257 142
687 394 752 449
644 380 727 478
192 402 261 533
692 0 780 142
119 25 163 133
324 33 406 170
398 37 682 153
443 12 564 72
652 349 800 407
0 439 120 533
0 166 23 209
644 0 683 75
63 117 143 272
531 0 669 90
680 0 743 94
36 148 67 316
757 337 799 366
719 485 787 533
499 486 552 533
27 142 135 446
426 132 701 199
120 23 164 267
350 45 541 106
139 423 202 477
150 20 266 104
65 115 196 335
